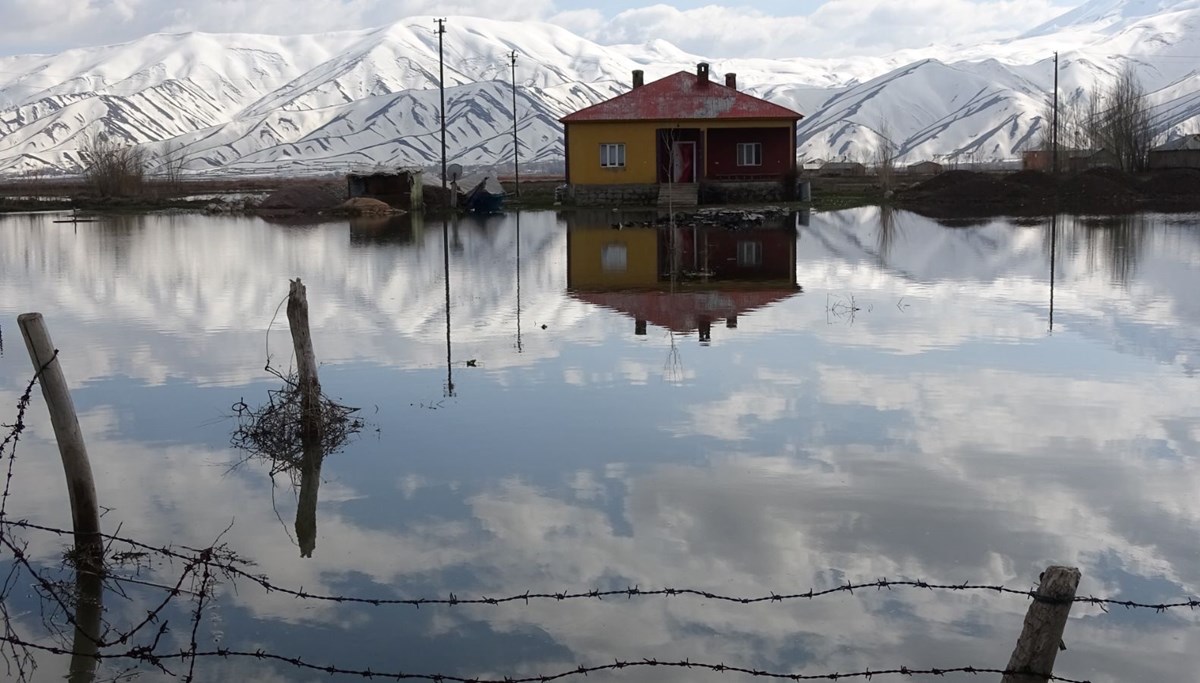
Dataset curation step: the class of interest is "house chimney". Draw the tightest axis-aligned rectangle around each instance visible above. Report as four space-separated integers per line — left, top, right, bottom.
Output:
632 69 644 89
697 62 709 85
725 73 737 90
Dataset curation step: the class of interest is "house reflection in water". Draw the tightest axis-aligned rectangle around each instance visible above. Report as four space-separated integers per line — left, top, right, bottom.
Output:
567 213 801 342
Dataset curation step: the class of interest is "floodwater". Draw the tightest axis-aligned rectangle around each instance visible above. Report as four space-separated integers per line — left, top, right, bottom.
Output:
0 208 1198 682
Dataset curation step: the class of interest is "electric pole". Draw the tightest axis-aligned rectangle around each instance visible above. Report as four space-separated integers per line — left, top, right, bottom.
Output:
435 18 447 194
509 50 520 197
1052 51 1059 175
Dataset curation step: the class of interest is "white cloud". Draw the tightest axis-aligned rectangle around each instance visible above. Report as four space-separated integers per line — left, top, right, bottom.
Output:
0 0 1076 58
555 0 1077 58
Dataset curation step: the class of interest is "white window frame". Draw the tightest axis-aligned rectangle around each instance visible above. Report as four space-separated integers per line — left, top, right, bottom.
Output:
736 142 762 167
600 143 626 168
737 241 762 266
601 243 628 272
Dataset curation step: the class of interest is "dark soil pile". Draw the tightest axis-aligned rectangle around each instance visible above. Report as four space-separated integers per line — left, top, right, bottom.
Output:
1059 173 1139 207
909 170 980 194
1004 170 1060 193
1080 165 1139 192
900 165 1200 217
258 182 346 211
1144 168 1200 196
903 170 1050 206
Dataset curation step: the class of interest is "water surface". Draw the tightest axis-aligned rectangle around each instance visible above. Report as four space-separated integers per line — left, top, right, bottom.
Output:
1 208 1198 682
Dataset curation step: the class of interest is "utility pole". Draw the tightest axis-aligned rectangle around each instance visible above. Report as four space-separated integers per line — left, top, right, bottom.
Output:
509 50 520 197
435 18 448 194
1052 51 1059 175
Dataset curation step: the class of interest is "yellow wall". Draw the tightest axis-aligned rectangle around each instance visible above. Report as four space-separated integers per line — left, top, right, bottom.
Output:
567 122 659 185
566 119 797 186
568 228 659 289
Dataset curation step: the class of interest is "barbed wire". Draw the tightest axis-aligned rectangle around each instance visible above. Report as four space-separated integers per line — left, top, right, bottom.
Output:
0 363 1189 683
0 635 1097 683
4 518 1199 614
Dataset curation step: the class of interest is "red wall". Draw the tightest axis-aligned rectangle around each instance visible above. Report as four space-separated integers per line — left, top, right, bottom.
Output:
666 227 796 283
706 127 793 179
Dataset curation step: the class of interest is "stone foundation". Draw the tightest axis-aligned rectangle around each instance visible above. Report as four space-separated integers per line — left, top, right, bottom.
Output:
569 184 659 206
699 181 788 204
568 181 791 206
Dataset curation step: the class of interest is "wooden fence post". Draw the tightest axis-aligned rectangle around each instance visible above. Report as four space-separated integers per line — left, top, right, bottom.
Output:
286 279 323 557
16 313 103 565
287 279 322 441
1001 566 1081 683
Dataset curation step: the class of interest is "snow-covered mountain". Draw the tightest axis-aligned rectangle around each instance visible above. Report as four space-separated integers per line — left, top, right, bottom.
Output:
1 0 1198 176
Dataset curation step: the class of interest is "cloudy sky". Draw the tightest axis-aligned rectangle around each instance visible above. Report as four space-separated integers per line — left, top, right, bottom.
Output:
0 0 1084 58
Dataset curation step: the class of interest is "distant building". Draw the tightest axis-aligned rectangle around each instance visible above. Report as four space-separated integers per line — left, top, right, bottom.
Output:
1149 134 1200 170
818 161 866 177
346 169 423 210
559 63 804 206
1022 149 1117 173
907 161 943 175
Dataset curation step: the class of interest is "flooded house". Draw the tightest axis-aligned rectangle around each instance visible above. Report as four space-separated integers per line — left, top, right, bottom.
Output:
559 63 804 207
566 218 801 342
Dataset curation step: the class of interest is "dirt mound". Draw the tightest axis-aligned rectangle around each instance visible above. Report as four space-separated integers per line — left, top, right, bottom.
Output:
258 182 346 211
1059 173 1138 206
910 170 980 194
1079 165 1138 191
905 171 1048 204
1004 170 1060 191
1144 168 1200 196
335 197 397 215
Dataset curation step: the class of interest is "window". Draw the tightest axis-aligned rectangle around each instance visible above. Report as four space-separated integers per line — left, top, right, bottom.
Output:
600 143 626 168
737 241 762 267
601 243 628 272
736 142 762 167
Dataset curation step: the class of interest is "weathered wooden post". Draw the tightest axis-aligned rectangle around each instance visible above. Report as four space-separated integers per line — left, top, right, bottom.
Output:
16 313 102 565
286 279 323 557
68 569 103 683
287 279 322 442
1001 566 1081 683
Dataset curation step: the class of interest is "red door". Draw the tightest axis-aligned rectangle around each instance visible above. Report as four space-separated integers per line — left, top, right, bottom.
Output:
671 142 696 183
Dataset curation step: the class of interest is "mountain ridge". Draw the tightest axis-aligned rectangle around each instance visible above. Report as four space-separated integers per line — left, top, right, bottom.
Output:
1 4 1198 176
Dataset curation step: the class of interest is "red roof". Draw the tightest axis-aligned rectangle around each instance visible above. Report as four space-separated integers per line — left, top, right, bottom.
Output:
561 72 804 123
571 289 799 334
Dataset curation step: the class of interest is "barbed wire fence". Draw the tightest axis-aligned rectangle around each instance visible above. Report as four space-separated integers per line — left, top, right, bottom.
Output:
2 364 1199 683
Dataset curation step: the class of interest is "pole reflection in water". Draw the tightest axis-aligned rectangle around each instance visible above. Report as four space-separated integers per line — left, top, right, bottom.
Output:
443 216 455 397
1049 212 1057 332
515 212 523 353
295 436 323 558
68 569 102 683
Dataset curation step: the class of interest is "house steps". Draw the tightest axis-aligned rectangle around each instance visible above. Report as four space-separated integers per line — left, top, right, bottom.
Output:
657 183 698 210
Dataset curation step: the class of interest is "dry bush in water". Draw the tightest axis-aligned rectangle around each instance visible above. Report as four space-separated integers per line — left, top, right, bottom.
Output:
79 133 151 197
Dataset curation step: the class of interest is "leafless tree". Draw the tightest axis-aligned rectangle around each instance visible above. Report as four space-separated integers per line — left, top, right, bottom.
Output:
873 119 898 193
78 132 150 197
157 141 188 195
1092 64 1155 172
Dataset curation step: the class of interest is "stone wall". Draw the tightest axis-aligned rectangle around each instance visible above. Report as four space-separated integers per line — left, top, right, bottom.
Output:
569 184 659 206
699 181 787 204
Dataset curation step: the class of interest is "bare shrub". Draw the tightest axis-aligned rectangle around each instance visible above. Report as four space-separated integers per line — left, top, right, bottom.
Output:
78 132 150 197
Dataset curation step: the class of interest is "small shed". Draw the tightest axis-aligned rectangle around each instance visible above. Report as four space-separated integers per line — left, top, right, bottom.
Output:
347 169 423 211
1067 149 1118 173
907 161 943 175
819 161 866 177
1149 135 1200 170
